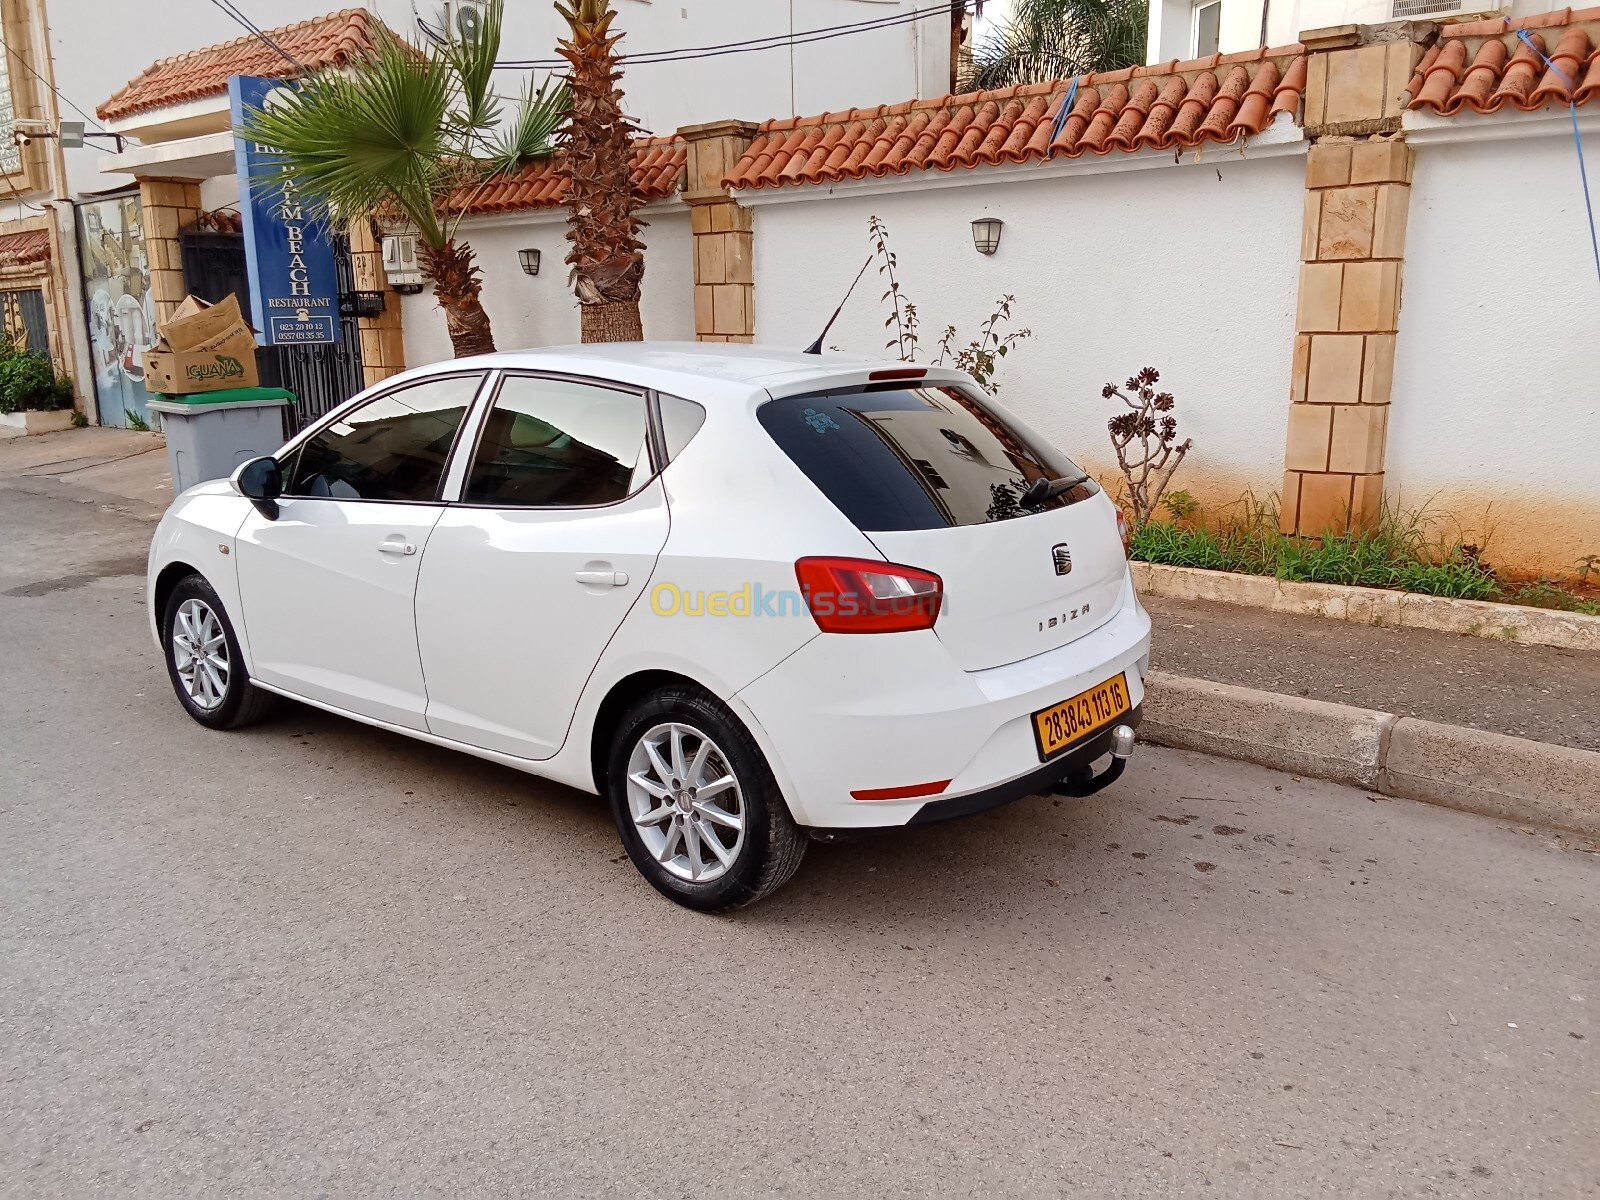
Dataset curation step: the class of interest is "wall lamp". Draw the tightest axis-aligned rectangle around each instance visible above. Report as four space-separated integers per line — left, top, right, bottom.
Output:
518 247 541 276
971 216 1004 256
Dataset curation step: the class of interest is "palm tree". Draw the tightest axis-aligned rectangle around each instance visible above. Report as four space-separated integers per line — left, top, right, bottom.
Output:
243 0 568 358
963 0 1148 92
555 0 646 343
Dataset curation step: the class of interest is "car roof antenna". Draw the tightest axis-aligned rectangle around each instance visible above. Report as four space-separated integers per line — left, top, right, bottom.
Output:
803 255 873 354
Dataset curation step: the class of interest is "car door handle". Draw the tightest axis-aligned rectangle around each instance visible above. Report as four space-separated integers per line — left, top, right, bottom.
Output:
378 536 417 557
575 568 629 588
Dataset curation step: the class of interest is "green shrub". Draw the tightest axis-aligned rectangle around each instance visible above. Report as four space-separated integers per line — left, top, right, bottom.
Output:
0 340 73 414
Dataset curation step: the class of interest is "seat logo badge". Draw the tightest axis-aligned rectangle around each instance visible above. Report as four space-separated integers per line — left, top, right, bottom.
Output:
1052 543 1073 576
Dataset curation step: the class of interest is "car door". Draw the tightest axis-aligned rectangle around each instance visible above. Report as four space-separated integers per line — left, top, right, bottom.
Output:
234 372 487 730
414 373 671 759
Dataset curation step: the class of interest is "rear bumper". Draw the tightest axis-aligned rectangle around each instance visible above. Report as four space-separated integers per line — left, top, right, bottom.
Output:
734 570 1152 829
904 704 1142 826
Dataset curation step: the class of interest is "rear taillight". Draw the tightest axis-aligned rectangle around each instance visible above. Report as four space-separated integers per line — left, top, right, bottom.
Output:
794 557 942 634
1116 508 1131 557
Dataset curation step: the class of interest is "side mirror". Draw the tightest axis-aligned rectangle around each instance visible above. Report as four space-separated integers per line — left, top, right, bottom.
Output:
231 456 283 520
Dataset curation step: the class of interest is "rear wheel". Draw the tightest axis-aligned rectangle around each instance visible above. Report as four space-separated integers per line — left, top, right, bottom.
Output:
161 574 277 730
607 686 805 911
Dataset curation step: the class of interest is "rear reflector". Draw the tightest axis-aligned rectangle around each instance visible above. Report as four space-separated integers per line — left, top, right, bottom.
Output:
851 779 951 802
867 367 927 381
794 556 942 634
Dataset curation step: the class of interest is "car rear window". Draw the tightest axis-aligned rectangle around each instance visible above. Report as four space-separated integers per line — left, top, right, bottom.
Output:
758 382 1098 532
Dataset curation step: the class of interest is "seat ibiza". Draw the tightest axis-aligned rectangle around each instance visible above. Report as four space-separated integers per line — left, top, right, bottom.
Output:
149 344 1151 910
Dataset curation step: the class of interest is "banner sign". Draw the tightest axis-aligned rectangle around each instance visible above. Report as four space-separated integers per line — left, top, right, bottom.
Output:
228 75 341 345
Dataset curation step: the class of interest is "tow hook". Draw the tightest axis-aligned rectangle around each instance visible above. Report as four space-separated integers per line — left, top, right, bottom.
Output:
1051 724 1136 798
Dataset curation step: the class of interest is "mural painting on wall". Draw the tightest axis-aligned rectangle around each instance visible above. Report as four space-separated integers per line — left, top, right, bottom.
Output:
77 193 156 429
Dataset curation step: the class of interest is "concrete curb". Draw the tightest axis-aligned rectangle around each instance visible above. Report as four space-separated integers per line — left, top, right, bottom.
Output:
1141 670 1600 838
1131 561 1600 653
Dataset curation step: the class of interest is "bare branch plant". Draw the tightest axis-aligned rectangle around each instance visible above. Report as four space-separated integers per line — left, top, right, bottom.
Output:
1105 367 1191 527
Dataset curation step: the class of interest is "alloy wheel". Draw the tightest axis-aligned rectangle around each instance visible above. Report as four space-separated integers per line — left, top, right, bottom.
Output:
625 721 746 883
171 597 230 712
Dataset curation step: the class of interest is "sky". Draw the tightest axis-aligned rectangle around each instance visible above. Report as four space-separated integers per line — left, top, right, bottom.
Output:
975 0 1013 40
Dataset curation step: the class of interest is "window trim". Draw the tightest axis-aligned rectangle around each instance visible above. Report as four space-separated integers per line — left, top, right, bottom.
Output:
276 369 494 506
1190 0 1222 58
444 368 669 513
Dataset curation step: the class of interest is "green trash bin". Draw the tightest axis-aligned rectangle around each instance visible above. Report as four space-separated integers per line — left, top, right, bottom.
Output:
147 386 295 497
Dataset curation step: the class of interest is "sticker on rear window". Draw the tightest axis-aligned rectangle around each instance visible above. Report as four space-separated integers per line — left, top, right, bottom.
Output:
803 407 840 435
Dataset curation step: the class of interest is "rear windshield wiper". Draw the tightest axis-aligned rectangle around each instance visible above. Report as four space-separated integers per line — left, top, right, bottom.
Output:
1019 473 1089 507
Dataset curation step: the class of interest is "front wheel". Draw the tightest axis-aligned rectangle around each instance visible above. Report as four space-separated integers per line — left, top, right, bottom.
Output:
607 686 806 911
161 574 277 730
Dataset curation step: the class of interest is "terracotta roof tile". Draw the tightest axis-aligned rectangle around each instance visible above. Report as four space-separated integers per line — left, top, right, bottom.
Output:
725 49 1306 191
449 136 686 215
0 228 50 267
1403 8 1600 114
98 8 383 121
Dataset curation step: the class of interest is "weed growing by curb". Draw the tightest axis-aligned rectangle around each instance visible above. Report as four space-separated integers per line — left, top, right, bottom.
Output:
1131 494 1598 614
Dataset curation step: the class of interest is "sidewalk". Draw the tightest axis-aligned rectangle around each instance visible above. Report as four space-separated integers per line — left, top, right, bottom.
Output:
1146 594 1600 753
0 427 171 517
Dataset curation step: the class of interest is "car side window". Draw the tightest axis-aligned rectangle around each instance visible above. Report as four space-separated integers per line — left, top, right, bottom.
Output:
285 375 480 502
463 375 650 508
657 392 707 460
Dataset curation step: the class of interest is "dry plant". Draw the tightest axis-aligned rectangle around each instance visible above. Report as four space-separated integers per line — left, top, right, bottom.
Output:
1104 366 1191 528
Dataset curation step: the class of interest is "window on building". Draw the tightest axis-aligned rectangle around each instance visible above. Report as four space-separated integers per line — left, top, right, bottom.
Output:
1192 0 1222 57
0 288 49 355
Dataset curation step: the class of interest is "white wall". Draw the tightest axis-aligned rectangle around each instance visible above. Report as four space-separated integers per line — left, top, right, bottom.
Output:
401 206 695 365
62 0 945 197
749 152 1307 511
1148 0 1572 63
370 0 947 138
1387 128 1600 572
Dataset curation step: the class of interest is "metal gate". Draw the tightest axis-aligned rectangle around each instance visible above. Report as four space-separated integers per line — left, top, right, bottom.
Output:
180 229 365 431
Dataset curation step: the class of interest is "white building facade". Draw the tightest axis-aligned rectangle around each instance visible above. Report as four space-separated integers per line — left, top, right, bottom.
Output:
1147 0 1566 61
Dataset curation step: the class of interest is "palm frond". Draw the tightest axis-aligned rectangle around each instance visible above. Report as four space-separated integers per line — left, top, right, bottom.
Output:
963 0 1147 90
437 0 502 142
480 77 571 177
243 28 452 245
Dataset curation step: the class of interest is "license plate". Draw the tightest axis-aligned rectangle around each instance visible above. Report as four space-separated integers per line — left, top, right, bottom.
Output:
1031 673 1130 761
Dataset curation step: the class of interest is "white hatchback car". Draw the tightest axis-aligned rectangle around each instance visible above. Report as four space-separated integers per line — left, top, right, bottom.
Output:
149 343 1151 909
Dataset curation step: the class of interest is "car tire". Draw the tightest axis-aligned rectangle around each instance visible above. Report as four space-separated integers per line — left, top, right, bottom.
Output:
161 574 278 730
607 685 806 912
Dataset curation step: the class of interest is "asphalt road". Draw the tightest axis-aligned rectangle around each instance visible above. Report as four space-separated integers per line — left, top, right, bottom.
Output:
3 483 1597 1197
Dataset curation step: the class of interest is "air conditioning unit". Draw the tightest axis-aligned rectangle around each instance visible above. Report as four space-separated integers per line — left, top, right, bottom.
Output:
418 1 482 44
1391 0 1461 17
447 0 482 40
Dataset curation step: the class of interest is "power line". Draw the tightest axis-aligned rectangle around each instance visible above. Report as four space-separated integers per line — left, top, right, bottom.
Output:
199 0 970 79
203 0 308 75
0 26 110 133
499 1 975 69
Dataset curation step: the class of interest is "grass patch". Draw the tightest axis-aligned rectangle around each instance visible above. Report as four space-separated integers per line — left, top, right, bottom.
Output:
1130 495 1597 613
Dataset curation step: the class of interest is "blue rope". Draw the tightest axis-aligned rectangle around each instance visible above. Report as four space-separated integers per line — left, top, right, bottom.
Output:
1049 74 1081 144
1514 27 1600 291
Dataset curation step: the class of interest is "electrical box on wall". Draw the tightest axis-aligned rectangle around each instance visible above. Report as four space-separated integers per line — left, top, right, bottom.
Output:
382 233 425 294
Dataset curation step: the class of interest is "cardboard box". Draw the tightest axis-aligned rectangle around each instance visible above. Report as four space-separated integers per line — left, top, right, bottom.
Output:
143 293 261 395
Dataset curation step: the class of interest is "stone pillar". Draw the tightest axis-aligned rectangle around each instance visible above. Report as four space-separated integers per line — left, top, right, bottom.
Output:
137 177 202 327
678 120 757 344
1280 26 1422 537
348 219 407 387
